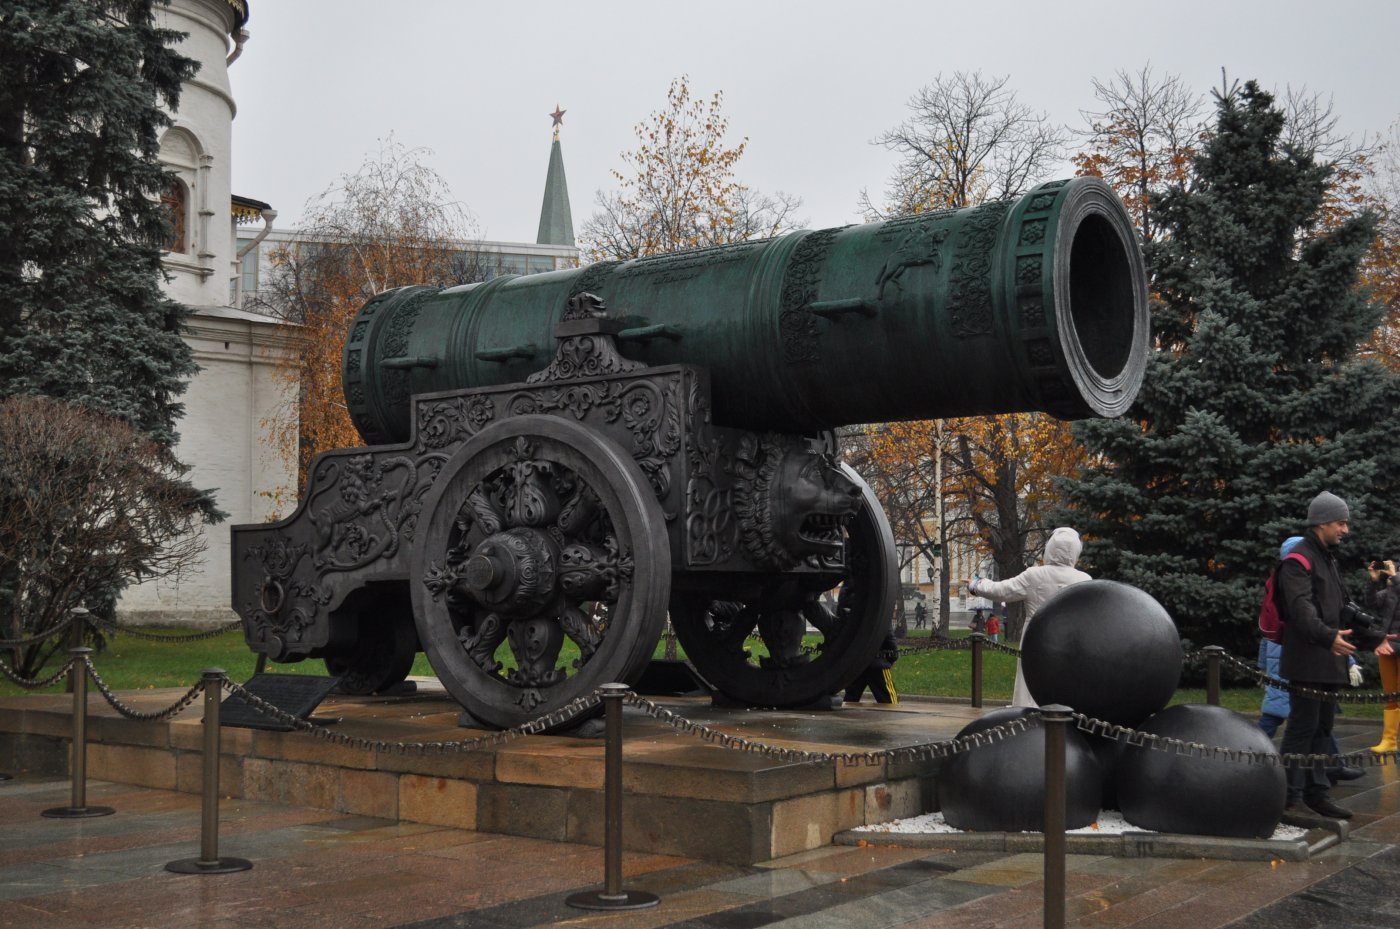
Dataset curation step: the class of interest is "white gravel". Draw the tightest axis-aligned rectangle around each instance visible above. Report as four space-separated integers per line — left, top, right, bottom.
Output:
854 809 1308 842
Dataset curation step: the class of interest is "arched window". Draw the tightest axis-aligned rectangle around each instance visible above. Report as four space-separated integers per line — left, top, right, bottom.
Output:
161 178 188 253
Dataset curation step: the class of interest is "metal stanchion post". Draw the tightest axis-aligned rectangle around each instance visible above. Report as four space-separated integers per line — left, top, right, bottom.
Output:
64 607 88 694
970 632 984 708
42 647 114 818
167 670 252 874
1204 645 1224 706
566 684 659 911
1041 704 1071 929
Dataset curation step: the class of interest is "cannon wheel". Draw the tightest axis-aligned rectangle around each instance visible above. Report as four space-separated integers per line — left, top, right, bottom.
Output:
409 415 671 730
324 593 419 695
669 465 897 708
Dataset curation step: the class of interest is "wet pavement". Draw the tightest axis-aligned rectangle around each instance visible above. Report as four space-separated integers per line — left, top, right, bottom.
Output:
2 717 1398 929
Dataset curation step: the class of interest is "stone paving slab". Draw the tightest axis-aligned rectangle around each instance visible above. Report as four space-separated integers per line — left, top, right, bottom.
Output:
835 827 1325 862
2 775 1398 929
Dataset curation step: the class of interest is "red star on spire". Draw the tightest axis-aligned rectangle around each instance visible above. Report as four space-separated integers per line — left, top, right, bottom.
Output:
550 105 566 128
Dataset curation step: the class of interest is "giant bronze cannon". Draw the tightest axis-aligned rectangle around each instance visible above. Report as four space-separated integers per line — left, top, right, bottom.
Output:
231 177 1149 729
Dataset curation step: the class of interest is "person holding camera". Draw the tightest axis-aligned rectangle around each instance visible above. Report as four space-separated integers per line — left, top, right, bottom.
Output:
1365 557 1400 753
1277 491 1357 819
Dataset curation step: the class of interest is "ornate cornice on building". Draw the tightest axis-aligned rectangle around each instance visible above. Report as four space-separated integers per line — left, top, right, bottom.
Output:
232 194 273 225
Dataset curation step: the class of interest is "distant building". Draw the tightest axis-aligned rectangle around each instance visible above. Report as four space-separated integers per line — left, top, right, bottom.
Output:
234 233 578 309
121 1 580 626
234 106 579 304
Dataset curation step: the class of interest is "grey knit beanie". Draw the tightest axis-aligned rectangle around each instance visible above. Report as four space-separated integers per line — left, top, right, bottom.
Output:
1306 491 1350 525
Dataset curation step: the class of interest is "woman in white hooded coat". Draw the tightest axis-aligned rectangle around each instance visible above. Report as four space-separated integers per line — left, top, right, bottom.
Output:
965 527 1090 707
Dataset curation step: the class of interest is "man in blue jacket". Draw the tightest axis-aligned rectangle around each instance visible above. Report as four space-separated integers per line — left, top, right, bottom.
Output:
1277 492 1356 820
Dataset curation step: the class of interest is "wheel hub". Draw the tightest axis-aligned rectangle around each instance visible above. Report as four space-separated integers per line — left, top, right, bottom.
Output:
460 527 558 616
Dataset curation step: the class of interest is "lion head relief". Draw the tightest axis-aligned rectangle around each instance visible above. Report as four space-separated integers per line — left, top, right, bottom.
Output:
731 434 860 571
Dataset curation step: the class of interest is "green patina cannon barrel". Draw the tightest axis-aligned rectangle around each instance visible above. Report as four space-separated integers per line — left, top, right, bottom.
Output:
343 176 1148 444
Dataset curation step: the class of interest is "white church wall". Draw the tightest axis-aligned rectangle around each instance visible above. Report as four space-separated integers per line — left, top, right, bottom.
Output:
118 308 296 625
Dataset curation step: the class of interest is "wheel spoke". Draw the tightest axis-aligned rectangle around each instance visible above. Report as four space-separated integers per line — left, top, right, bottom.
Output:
410 416 670 729
669 464 896 708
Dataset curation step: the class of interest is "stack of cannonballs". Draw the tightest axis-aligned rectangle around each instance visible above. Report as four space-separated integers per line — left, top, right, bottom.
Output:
938 580 1286 838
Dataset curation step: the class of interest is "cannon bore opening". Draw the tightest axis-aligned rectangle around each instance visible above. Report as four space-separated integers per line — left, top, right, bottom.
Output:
1068 212 1136 382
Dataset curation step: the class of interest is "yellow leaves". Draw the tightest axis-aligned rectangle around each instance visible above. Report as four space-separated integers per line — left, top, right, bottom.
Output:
581 74 798 261
261 140 479 487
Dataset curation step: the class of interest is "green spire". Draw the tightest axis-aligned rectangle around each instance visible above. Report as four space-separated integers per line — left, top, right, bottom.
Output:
536 105 575 246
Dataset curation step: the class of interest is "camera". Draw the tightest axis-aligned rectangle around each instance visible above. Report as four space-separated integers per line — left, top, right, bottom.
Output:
1340 601 1388 649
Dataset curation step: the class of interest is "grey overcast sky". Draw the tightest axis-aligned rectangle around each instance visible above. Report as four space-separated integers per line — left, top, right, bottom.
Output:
229 0 1400 243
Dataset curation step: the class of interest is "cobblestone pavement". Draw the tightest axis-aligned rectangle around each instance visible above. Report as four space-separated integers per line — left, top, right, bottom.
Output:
2 735 1397 929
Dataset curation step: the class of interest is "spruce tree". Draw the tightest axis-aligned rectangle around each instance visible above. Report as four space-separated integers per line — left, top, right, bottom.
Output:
0 0 199 447
1059 81 1400 653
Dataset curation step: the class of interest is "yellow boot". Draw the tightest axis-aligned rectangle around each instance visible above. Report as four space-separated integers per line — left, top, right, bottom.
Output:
1372 707 1400 754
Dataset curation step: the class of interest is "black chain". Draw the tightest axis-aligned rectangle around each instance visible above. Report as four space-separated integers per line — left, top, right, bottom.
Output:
0 615 77 648
84 658 207 721
1072 710 1400 769
218 677 603 753
624 692 1038 766
1201 649 1400 704
13 652 1399 775
627 695 1400 772
0 657 76 690
896 636 1022 657
88 615 244 642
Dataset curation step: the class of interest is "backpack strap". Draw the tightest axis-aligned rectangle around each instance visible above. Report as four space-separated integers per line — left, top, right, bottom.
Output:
1284 551 1312 572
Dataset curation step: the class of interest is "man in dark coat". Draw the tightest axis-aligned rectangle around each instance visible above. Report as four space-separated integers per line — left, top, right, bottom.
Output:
844 630 900 704
1278 491 1356 820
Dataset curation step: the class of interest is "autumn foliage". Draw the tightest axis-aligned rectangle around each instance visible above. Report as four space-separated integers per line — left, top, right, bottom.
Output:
259 139 486 487
0 396 208 676
581 75 800 260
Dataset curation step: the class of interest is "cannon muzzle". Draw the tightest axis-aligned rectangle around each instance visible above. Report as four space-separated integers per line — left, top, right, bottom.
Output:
343 176 1148 443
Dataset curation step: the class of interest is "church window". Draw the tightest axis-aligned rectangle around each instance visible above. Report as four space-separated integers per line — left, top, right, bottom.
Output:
162 177 188 253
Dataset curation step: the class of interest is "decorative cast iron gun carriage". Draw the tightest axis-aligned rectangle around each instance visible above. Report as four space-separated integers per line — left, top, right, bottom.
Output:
231 177 1149 729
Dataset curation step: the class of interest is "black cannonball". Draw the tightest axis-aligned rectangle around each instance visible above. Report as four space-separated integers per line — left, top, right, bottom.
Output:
1116 704 1286 838
1022 580 1181 727
939 707 1101 833
1088 731 1124 811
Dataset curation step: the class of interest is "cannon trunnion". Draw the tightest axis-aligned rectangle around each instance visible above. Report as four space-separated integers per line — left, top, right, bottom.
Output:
231 177 1149 729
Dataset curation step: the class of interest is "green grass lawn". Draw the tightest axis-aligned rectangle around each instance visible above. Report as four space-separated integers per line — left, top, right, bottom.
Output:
0 626 1383 721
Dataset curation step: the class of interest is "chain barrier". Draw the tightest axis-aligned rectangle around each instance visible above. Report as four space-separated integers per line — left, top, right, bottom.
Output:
87 615 244 643
1193 648 1400 704
895 636 1022 657
84 658 207 722
9 633 1399 775
1072 710 1400 770
12 650 1400 776
623 691 1038 766
627 692 1400 772
0 615 77 648
0 611 237 655
218 677 603 754
0 656 77 690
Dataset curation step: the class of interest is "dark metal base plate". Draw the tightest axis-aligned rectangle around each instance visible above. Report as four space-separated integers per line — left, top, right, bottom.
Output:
165 856 254 874
41 805 115 819
633 659 712 696
565 890 660 910
221 673 342 731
